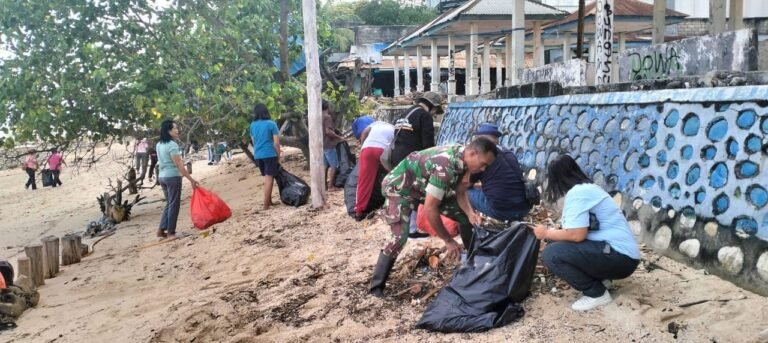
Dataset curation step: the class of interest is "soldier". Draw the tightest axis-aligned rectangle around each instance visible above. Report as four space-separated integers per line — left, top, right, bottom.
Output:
369 137 498 297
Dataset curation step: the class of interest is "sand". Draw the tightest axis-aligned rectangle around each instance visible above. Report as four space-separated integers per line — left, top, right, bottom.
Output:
1 147 767 343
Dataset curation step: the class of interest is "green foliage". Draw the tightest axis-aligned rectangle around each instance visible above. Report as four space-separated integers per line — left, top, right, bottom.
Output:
0 0 308 152
354 0 437 26
322 81 359 122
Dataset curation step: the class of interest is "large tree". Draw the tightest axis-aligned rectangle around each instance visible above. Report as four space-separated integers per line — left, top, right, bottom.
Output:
0 0 307 163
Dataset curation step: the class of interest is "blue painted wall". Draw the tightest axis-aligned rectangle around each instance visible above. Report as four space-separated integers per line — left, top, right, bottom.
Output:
438 86 768 294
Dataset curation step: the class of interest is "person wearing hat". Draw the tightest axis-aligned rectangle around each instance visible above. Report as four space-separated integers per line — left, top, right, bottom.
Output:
351 115 375 142
463 123 531 222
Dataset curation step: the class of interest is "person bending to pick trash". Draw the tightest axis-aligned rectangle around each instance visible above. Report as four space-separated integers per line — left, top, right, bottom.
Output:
530 155 639 311
369 137 498 297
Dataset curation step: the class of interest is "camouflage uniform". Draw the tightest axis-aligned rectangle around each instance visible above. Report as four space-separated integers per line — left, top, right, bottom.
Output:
381 145 470 257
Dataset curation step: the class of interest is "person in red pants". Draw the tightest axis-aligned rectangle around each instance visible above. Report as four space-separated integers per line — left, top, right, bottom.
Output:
354 121 395 221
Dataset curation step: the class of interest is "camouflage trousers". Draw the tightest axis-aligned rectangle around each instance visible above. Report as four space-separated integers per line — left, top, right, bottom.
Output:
381 191 469 258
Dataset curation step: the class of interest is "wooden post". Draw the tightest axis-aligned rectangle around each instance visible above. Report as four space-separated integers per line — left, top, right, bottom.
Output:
62 234 82 266
577 0 585 59
302 0 327 209
24 245 45 286
81 243 90 257
41 236 60 278
17 257 32 281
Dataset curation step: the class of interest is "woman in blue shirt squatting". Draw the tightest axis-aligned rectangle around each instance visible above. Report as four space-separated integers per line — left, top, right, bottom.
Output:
249 103 282 210
156 119 200 239
530 155 640 311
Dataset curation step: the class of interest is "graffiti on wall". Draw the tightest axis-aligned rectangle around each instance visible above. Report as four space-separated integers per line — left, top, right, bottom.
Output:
518 59 587 87
594 0 614 85
618 29 757 82
438 86 768 293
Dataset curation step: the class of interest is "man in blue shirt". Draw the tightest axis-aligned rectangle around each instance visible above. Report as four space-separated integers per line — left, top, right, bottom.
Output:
250 103 281 210
465 123 530 221
351 115 375 142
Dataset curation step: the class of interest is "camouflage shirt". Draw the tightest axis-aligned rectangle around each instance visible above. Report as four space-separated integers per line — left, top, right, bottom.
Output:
383 145 466 202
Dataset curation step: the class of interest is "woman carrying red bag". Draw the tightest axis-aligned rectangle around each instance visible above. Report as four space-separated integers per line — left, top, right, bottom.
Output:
156 119 200 239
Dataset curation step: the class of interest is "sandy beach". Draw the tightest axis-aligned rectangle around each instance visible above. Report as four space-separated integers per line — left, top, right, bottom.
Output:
1 147 767 343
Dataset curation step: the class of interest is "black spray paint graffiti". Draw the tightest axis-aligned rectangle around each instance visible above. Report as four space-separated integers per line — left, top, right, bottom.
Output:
629 47 683 81
595 1 614 84
449 49 455 79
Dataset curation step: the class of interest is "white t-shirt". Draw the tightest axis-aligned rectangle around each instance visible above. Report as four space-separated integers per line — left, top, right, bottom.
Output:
362 121 395 149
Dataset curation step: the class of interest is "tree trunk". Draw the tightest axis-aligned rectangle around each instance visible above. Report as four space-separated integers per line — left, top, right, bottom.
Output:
279 0 291 82
302 0 327 208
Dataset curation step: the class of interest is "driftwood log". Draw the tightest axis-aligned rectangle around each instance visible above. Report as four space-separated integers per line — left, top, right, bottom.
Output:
24 245 44 286
41 236 60 278
61 234 82 266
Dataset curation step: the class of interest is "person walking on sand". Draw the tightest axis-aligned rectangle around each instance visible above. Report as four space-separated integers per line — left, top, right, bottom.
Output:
22 151 38 190
47 148 66 187
369 138 498 298
250 103 281 210
156 120 200 239
530 155 639 311
134 138 149 176
322 100 345 192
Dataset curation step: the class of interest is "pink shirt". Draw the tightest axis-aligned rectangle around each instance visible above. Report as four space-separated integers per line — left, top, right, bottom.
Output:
24 155 37 169
136 141 148 154
48 153 63 170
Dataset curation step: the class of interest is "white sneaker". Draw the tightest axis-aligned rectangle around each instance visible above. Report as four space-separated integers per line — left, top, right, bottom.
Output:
571 290 613 311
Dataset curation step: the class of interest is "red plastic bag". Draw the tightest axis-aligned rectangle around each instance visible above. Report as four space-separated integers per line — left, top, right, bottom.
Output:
190 187 232 230
0 273 5 289
415 204 460 238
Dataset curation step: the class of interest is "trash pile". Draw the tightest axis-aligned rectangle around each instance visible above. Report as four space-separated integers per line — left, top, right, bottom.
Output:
0 262 39 331
85 216 117 238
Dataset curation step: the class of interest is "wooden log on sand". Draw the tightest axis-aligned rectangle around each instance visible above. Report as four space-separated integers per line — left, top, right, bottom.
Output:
24 245 45 286
41 235 60 278
62 234 82 266
17 257 32 280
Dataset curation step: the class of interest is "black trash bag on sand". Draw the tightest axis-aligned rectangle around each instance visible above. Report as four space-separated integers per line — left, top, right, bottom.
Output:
41 169 53 187
274 167 310 207
343 164 386 217
416 224 540 333
333 141 356 188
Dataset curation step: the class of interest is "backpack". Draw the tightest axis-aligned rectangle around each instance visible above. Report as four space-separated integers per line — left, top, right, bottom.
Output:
380 107 419 171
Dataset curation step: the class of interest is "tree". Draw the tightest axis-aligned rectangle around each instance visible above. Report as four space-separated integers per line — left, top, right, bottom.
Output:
0 0 307 164
354 0 436 26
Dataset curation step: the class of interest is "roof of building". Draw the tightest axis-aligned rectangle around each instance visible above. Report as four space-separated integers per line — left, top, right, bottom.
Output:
542 0 689 33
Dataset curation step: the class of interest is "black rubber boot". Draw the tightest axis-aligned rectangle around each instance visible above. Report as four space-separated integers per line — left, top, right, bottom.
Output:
369 251 395 298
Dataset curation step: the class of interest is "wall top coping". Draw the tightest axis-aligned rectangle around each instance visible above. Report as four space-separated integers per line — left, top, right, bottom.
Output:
450 85 768 108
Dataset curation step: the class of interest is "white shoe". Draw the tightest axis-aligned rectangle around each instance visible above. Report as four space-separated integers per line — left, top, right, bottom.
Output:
571 290 613 311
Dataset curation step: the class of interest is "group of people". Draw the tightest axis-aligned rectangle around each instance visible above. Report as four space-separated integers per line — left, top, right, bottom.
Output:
21 148 65 190
153 93 639 311
347 92 639 312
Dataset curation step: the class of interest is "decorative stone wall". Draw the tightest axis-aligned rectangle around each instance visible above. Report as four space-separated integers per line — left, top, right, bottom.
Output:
437 86 768 295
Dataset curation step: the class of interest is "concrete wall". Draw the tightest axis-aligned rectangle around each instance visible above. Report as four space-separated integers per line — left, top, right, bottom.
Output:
437 86 768 295
519 59 588 87
676 18 768 36
352 26 419 46
618 29 757 82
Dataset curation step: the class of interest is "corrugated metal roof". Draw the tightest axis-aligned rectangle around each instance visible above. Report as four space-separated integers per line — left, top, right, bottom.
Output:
544 0 688 30
383 0 567 53
465 0 566 16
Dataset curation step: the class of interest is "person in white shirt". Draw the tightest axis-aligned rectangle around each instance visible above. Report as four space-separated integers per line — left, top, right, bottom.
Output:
354 121 395 220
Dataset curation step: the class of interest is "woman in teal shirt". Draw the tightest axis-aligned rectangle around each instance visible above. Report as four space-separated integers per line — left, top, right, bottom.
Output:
156 119 199 239
531 155 639 311
249 104 281 210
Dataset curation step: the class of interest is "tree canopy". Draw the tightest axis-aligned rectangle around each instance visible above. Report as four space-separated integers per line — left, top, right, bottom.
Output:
0 0 308 157
321 0 437 27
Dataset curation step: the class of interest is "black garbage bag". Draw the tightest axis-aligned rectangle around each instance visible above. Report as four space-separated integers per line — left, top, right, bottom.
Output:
0 260 13 287
344 164 386 217
41 169 53 187
274 167 310 207
416 224 540 333
333 141 356 188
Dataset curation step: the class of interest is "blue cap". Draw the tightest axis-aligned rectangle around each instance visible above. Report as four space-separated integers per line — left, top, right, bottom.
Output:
475 123 502 137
